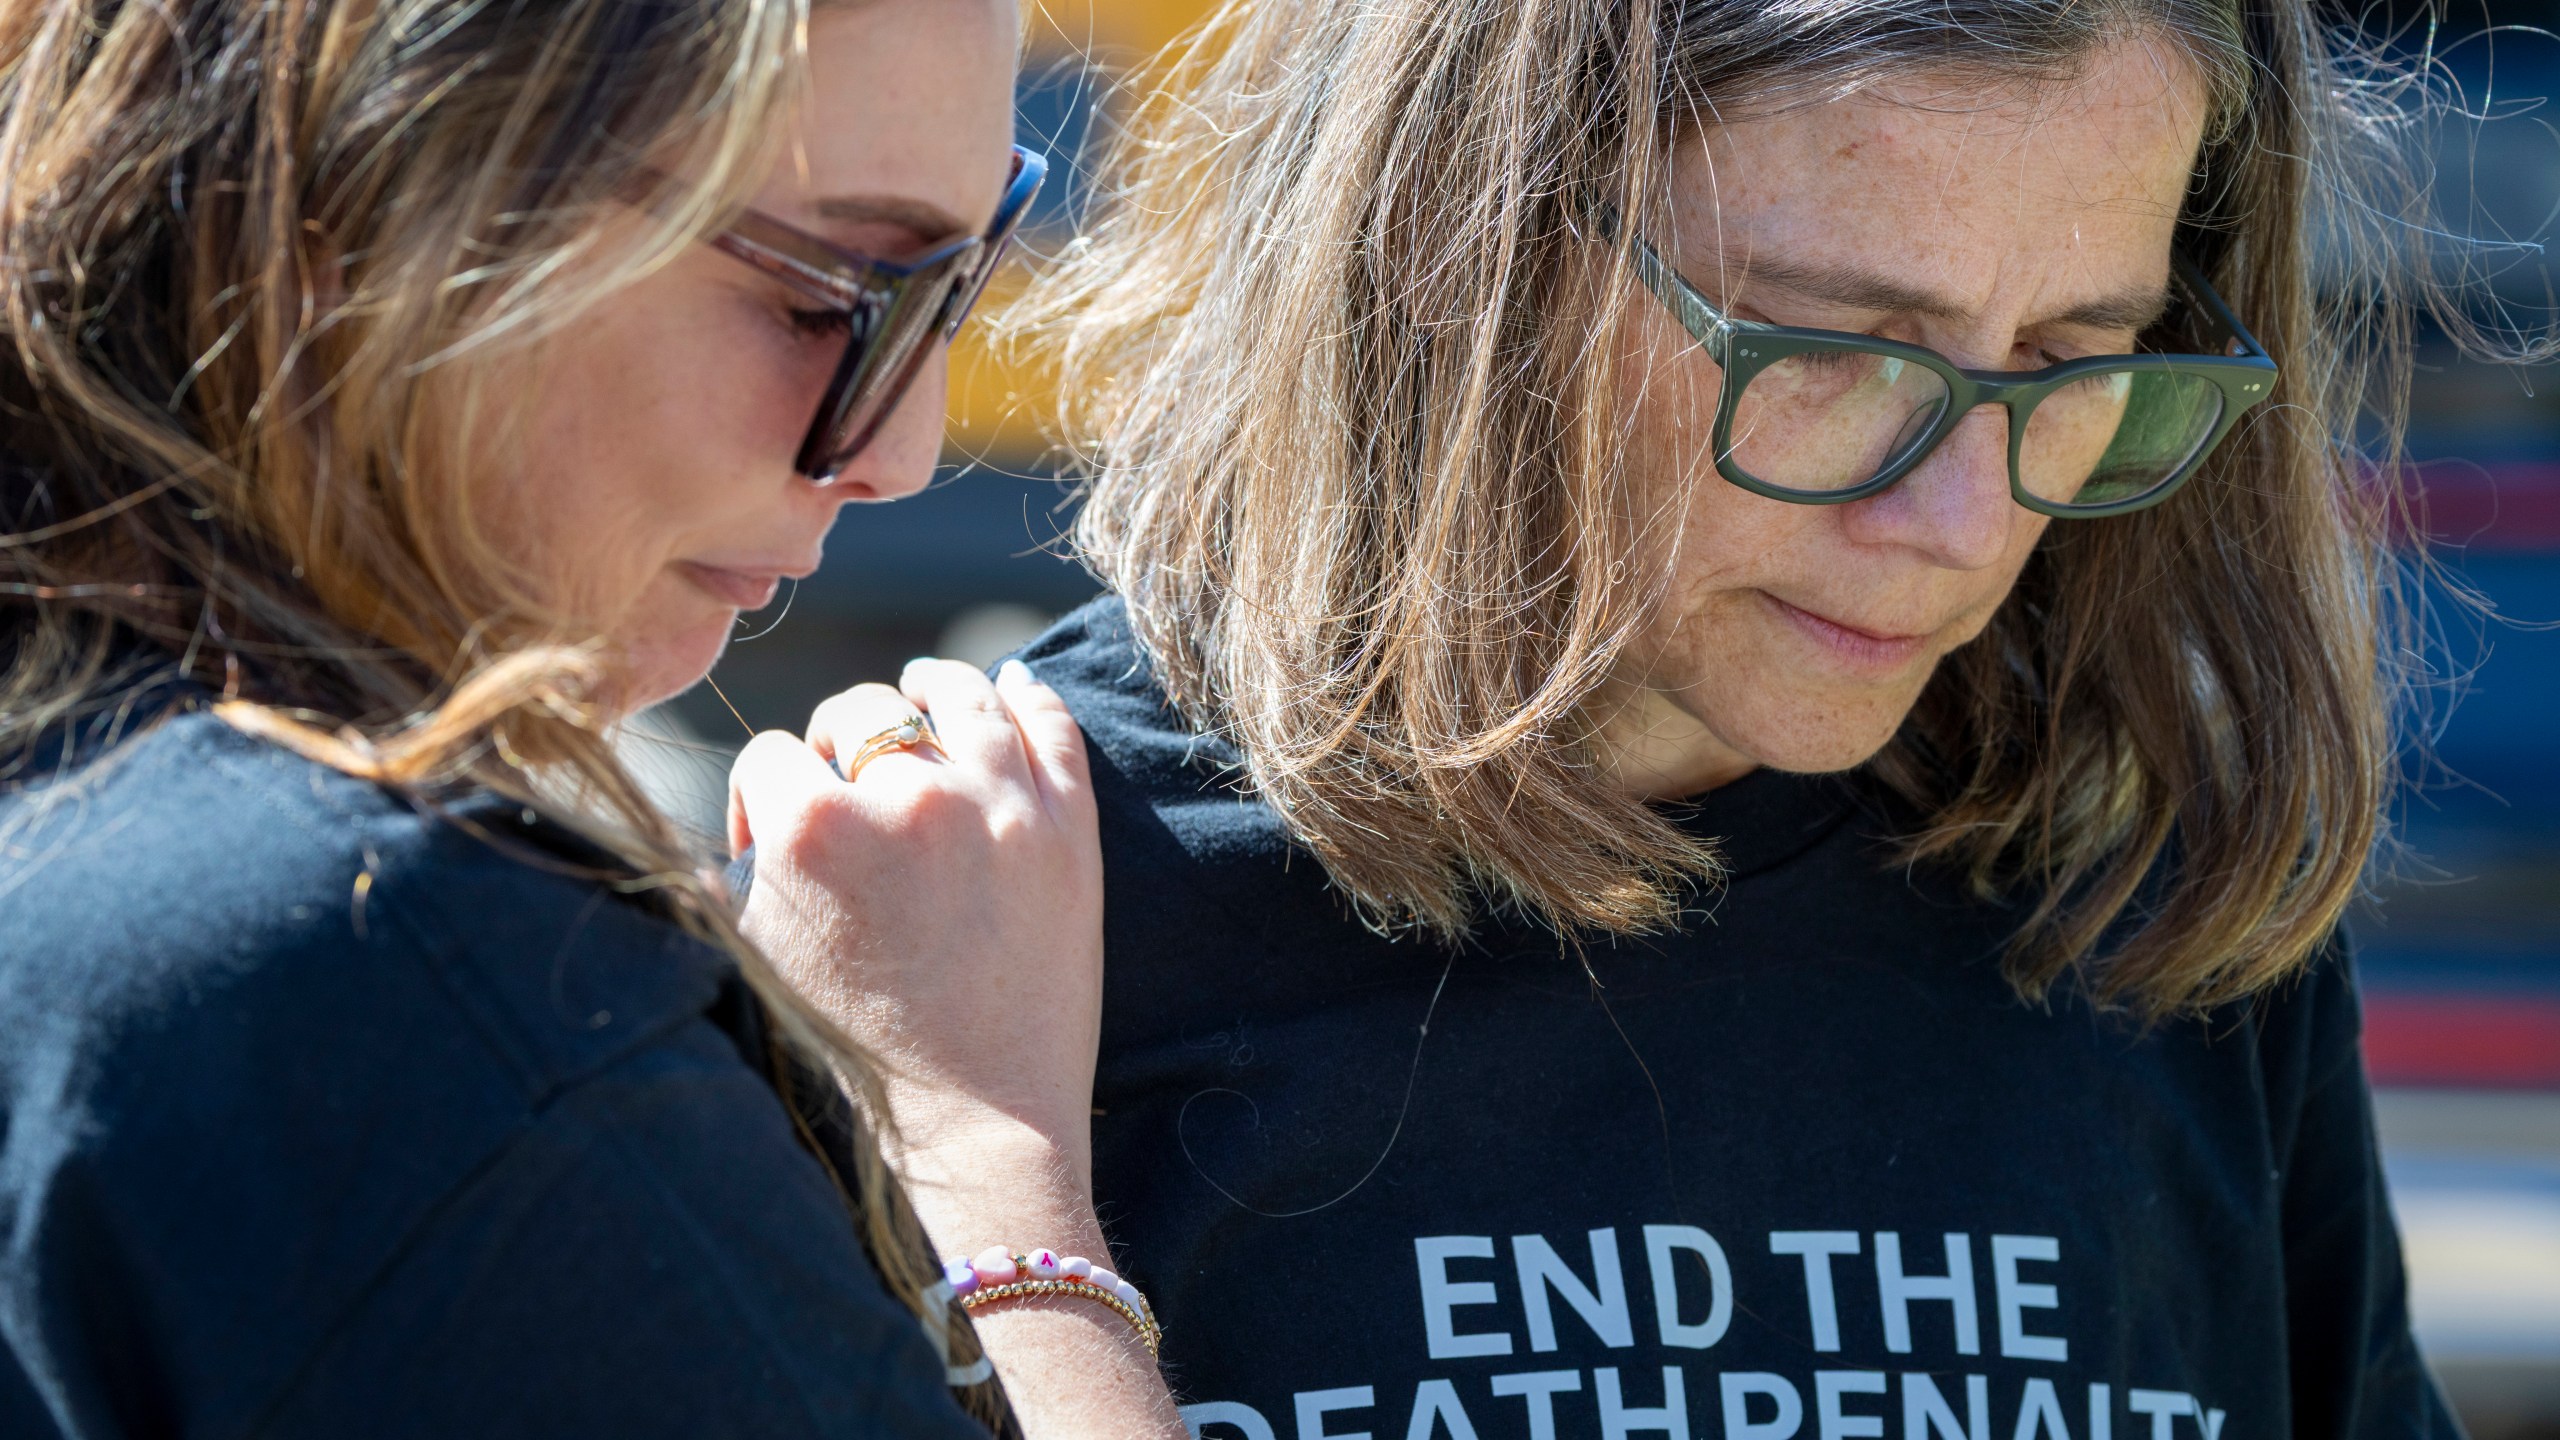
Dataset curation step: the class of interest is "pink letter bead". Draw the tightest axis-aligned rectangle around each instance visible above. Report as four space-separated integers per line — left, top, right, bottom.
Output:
1061 1255 1094 1280
942 1259 978 1296
1026 1248 1063 1281
1113 1279 1146 1313
970 1246 1020 1286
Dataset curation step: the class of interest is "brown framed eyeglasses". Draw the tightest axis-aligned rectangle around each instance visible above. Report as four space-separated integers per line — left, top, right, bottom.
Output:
700 144 1048 479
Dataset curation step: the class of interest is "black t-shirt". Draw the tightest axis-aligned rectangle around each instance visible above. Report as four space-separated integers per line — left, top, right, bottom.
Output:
0 690 992 1438
1020 596 2455 1440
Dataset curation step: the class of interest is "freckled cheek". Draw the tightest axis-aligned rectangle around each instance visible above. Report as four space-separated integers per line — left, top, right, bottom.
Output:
470 368 645 619
645 314 833 483
1621 310 1727 461
1630 574 1773 698
742 324 845 447
492 383 709 623
1626 323 1762 580
592 320 830 545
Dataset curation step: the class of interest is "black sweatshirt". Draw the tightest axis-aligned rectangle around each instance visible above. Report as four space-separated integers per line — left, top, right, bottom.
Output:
1020 595 2456 1440
0 688 989 1439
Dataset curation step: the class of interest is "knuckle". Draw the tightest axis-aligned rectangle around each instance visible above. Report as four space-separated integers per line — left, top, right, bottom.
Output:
1045 730 1092 777
774 804 856 877
982 800 1040 845
810 682 904 733
1051 780 1097 829
896 779 979 832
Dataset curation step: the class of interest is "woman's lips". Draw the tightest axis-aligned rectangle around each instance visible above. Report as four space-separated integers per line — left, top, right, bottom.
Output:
1761 592 1932 674
674 561 783 610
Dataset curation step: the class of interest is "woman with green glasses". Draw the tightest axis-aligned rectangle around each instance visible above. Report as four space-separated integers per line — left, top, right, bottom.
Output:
991 0 2488 1433
1618 237 2277 515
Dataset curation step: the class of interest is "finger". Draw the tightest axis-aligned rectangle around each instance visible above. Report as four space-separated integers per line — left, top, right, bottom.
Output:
805 682 934 777
899 656 1032 782
727 729 841 856
994 658 1091 811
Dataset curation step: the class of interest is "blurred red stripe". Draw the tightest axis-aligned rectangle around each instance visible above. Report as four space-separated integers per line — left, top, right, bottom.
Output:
2363 994 2560 1087
2401 461 2560 550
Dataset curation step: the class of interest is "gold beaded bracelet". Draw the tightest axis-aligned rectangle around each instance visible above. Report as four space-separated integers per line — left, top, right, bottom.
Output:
960 1278 1164 1359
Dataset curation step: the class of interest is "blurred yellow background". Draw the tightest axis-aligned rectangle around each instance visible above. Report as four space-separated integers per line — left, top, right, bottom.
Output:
946 0 1217 457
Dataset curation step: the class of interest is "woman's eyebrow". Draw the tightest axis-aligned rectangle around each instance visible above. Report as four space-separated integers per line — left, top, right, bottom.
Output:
813 193 970 239
2042 287 2172 334
1737 255 2170 332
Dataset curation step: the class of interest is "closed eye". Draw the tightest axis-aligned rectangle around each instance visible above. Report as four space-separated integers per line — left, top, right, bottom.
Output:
2020 334 2142 369
789 305 854 339
1790 348 1874 374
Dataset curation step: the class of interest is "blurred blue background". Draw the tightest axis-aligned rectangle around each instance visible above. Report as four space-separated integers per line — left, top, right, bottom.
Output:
631 2 2560 1431
2334 8 2560 1433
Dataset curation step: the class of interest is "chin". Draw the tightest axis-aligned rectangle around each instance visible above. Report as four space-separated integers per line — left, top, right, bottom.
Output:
1719 686 1923 776
1748 729 1902 775
617 612 736 713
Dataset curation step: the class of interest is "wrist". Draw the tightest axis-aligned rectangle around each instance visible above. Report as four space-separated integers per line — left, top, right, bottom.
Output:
877 1076 1094 1181
883 1111 1107 1264
884 1096 1090 1188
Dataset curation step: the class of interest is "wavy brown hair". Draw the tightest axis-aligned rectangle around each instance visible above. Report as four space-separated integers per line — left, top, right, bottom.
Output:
0 0 1006 1422
1021 0 2507 1016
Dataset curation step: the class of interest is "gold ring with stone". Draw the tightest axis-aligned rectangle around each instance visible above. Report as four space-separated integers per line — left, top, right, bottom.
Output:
834 712 945 781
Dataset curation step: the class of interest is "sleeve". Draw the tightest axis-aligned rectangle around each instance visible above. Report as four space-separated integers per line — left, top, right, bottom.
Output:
254 1016 991 1440
2267 934 2466 1440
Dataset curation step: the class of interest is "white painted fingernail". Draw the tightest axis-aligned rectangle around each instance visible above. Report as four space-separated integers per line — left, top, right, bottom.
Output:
997 658 1032 686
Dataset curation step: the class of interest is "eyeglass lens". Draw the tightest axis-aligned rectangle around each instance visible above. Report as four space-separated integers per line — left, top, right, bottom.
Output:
1725 353 2227 509
801 146 1045 479
1727 352 1949 495
2016 367 2223 508
801 246 988 477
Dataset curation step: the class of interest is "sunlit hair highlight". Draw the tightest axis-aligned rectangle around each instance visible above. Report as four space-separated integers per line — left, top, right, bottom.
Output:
1019 0 2519 1016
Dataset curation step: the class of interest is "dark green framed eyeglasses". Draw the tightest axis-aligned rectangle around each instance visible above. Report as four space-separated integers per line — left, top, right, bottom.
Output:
1624 231 2278 517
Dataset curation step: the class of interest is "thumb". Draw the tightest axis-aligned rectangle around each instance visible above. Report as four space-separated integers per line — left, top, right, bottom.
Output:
727 729 839 858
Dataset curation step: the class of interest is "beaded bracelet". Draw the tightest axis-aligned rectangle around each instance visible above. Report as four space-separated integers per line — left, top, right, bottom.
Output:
944 1246 1163 1359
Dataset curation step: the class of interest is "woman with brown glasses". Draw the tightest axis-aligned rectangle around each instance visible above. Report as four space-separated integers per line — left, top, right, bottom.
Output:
0 1 1181 1434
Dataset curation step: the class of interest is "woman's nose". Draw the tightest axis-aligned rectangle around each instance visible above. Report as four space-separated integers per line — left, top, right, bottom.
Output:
820 347 949 503
1840 405 2021 571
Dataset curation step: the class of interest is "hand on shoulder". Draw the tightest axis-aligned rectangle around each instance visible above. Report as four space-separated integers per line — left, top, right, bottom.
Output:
726 657 1104 1191
730 660 1192 1440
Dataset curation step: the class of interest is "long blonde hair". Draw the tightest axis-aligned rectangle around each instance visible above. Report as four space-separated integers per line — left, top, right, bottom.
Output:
1022 0 2515 1016
0 0 1004 1420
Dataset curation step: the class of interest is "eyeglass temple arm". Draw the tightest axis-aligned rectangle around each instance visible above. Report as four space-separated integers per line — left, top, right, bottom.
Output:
2169 251 2269 360
636 145 1047 300
1590 203 1737 362
998 145 1049 226
714 215 901 303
